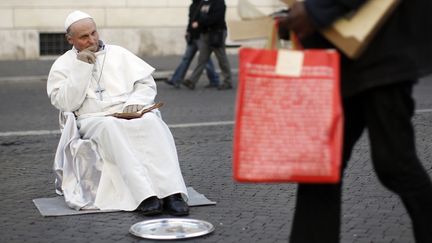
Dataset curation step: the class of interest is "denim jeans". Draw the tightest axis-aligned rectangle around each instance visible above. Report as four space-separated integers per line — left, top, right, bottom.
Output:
170 39 219 86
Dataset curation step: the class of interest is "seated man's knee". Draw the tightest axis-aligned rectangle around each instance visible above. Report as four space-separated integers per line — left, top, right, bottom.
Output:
141 111 162 124
94 118 120 138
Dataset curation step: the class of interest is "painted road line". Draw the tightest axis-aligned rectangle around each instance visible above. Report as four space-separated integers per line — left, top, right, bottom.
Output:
0 120 236 137
1 108 432 137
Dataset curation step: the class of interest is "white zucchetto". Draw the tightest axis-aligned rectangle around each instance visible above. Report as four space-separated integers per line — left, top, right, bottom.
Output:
64 10 93 31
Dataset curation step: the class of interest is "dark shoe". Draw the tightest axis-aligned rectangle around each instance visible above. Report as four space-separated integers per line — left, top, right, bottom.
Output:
204 84 219 89
163 193 189 216
182 79 195 90
138 196 163 216
165 80 175 86
217 83 233 90
165 80 180 89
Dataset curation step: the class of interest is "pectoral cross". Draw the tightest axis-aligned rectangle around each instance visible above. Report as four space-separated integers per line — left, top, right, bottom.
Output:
95 84 105 101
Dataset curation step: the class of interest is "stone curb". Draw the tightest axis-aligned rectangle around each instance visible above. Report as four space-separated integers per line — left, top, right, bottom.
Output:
0 69 239 83
0 70 173 83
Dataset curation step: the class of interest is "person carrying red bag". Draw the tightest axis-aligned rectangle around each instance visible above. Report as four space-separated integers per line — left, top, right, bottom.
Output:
278 1 432 242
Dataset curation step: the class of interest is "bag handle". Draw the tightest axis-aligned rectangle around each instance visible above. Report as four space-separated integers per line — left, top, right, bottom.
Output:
265 19 280 50
266 18 303 50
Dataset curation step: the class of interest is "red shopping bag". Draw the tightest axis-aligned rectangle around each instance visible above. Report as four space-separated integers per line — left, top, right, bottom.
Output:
233 47 343 183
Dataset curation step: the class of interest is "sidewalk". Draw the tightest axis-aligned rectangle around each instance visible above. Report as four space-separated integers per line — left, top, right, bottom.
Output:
0 54 239 82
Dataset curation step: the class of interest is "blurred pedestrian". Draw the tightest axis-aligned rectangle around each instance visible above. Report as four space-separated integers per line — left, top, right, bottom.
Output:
166 0 220 89
279 1 432 242
183 0 233 90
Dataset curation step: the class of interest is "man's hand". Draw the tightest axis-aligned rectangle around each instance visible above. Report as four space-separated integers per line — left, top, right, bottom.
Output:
77 48 96 64
278 2 316 40
123 104 144 113
192 21 199 29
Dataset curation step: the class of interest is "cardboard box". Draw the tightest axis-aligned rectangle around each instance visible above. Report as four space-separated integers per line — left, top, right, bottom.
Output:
280 0 400 58
227 17 274 41
280 0 298 5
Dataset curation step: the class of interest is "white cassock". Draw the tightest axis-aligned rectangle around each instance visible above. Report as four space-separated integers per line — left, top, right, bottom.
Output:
47 44 188 211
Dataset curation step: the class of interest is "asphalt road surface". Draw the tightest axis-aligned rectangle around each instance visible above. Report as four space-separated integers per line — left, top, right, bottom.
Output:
0 75 431 242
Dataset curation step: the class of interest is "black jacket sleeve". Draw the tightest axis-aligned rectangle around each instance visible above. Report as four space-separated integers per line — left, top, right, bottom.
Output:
304 0 367 28
187 3 194 33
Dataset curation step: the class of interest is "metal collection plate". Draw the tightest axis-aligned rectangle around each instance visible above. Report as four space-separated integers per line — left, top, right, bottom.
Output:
129 218 215 240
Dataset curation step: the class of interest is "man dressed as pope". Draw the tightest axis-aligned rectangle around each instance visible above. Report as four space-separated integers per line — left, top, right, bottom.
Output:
47 10 189 216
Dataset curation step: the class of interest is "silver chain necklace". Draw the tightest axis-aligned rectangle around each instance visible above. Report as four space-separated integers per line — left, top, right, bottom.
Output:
92 52 107 101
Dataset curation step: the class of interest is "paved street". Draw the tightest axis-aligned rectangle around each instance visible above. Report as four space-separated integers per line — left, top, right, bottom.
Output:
0 57 431 242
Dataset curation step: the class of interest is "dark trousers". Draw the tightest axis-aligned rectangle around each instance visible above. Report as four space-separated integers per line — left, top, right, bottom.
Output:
289 81 432 243
188 31 232 86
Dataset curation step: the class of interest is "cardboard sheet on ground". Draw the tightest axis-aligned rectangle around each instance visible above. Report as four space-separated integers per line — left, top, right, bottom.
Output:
33 187 216 217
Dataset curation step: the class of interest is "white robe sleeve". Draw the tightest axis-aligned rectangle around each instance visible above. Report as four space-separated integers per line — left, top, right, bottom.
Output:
123 75 157 108
47 58 93 112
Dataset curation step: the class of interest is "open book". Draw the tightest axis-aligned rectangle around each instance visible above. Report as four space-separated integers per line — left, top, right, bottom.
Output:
108 102 164 120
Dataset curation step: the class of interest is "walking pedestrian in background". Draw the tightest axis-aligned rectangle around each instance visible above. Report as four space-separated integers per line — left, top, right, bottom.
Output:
183 0 233 90
166 0 220 89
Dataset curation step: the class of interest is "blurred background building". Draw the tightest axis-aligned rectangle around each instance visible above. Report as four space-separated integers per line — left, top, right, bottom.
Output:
0 0 285 60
